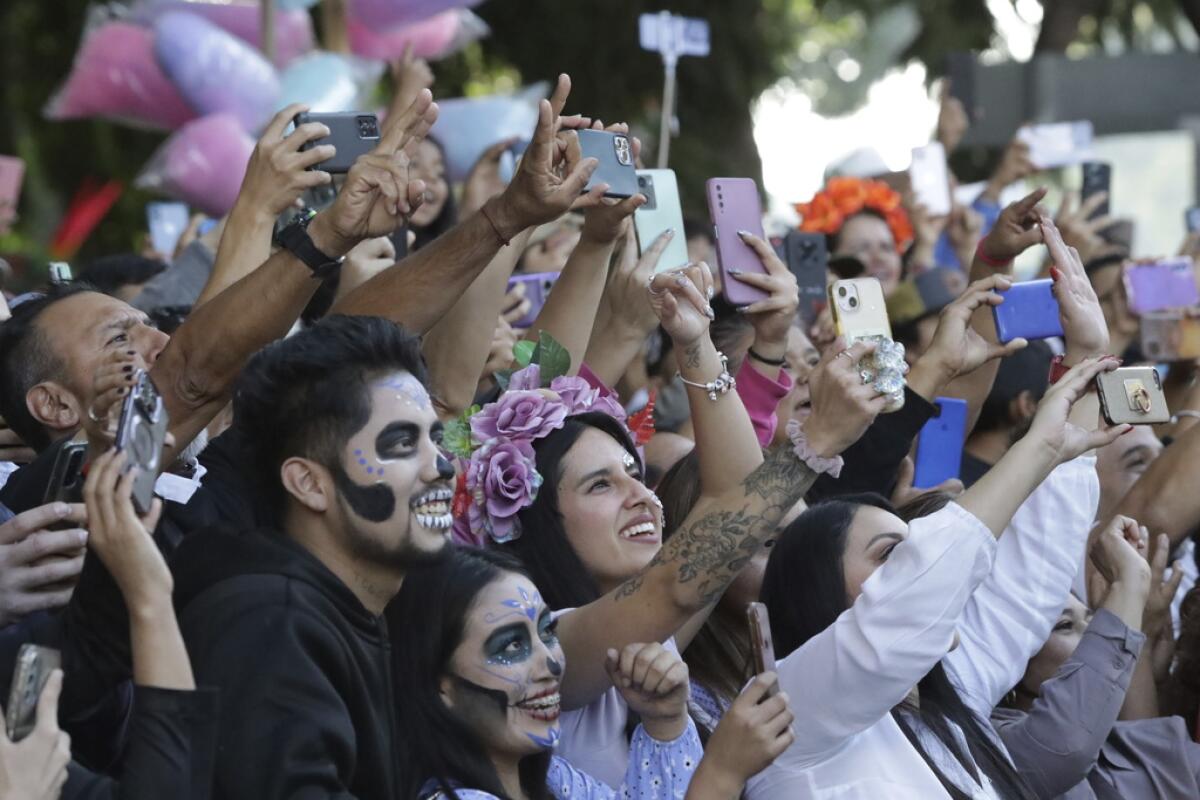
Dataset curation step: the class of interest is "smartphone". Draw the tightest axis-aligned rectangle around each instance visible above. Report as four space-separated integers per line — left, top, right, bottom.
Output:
1017 121 1094 169
829 277 891 343
633 170 689 274
1186 207 1200 234
945 52 978 122
1123 258 1199 315
497 138 530 185
746 602 779 696
506 272 559 329
6 645 60 742
47 262 72 286
992 279 1064 344
114 371 169 515
294 112 380 174
43 441 87 509
910 143 952 217
146 201 190 256
913 398 968 489
1080 161 1112 221
779 231 828 329
1096 366 1170 426
576 130 638 199
706 177 769 307
1140 311 1200 362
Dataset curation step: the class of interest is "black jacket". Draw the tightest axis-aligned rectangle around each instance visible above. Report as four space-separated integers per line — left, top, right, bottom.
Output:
171 527 401 800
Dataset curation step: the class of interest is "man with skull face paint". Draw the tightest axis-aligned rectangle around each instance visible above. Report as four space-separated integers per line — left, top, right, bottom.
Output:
167 315 454 800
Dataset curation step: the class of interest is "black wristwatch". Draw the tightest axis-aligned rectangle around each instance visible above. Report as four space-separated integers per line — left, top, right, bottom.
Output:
275 210 345 280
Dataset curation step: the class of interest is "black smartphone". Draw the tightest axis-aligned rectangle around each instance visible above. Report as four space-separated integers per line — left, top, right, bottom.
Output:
1081 161 1111 221
114 371 169 515
576 129 638 199
780 231 828 329
389 226 409 260
6 645 60 742
945 52 978 122
1186 207 1200 234
43 441 87 511
294 112 381 174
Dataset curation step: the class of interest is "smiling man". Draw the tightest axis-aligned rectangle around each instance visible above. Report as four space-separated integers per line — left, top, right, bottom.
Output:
168 314 454 799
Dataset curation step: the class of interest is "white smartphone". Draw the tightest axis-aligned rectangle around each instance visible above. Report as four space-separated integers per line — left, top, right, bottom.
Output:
1017 121 1094 169
909 143 952 217
634 169 690 274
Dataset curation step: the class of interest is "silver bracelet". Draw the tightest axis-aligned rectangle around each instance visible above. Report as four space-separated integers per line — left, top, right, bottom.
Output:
1171 410 1200 425
677 351 736 401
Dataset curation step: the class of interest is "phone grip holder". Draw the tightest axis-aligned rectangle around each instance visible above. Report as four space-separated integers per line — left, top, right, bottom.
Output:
856 335 908 413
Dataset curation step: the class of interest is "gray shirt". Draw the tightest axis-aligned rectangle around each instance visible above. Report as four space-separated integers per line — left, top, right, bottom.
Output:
992 609 1200 799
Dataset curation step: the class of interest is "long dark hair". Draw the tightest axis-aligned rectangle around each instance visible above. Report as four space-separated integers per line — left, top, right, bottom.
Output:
761 495 1035 800
389 547 553 800
411 135 458 251
500 412 640 610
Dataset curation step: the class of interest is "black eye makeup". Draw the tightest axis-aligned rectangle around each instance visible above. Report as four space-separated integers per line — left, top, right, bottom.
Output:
375 422 420 458
485 624 532 666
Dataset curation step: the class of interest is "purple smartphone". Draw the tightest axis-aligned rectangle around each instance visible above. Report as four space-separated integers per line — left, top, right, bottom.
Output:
706 178 769 307
1123 258 1199 316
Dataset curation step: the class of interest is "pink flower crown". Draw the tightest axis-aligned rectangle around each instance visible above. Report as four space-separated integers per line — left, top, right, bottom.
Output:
444 334 654 548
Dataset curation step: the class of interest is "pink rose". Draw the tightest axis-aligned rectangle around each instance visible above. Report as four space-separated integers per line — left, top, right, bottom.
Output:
466 440 542 543
471 389 567 444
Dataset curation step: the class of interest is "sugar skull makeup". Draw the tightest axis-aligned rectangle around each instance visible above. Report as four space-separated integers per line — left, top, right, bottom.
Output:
445 573 565 755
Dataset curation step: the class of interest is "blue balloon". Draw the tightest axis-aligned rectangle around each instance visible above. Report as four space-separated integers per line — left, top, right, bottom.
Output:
278 52 381 112
154 11 280 132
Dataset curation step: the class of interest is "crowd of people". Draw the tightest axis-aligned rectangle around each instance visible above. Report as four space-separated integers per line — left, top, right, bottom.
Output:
1 47 1200 800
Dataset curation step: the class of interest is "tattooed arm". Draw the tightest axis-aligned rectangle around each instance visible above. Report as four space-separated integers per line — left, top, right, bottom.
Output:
557 339 886 710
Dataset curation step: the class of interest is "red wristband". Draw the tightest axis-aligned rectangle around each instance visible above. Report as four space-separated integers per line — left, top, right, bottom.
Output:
1049 354 1117 386
479 202 511 247
975 240 1012 269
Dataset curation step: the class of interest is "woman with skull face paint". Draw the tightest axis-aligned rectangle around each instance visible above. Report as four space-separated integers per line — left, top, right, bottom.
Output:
391 547 706 800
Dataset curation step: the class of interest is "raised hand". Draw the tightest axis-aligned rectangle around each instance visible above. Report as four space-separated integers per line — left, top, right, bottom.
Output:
0 504 87 627
982 137 1035 203
695 673 794 792
389 43 434 111
82 347 139 448
977 187 1047 265
603 229 673 335
0 670 70 800
1024 356 1128 464
1054 191 1121 267
891 457 964 507
647 263 715 349
83 449 169 610
1041 216 1110 363
730 232 801 359
605 643 690 742
309 89 439 256
581 193 646 246
1089 516 1153 607
235 104 336 220
461 138 520 217
946 203 985 268
1144 532 1185 641
910 274 1028 393
800 337 889 458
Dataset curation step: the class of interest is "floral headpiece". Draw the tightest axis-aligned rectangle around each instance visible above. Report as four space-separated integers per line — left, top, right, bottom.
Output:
444 333 655 548
794 176 913 252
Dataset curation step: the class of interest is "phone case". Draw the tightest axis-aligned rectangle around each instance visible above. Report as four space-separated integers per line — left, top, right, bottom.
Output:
1140 311 1200 361
43 441 87 509
829 278 891 343
910 143 952 217
146 202 189 255
1017 121 1093 169
6 645 60 742
1123 259 1199 315
913 398 968 489
706 178 768 307
1097 367 1170 425
633 170 690 274
506 272 559 329
1186 207 1200 234
745 602 778 688
577 130 638 199
992 280 1064 343
114 372 169 515
782 231 828 329
294 112 380 174
1080 161 1112 220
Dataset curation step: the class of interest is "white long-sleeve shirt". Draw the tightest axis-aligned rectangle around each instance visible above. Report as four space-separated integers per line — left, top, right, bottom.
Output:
745 502 998 799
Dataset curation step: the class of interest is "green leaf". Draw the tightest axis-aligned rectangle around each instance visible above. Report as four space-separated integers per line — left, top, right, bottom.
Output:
533 330 571 383
494 369 513 392
441 404 481 460
512 339 536 368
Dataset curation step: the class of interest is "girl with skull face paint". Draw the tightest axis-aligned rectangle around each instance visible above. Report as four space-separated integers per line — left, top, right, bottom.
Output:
390 547 704 800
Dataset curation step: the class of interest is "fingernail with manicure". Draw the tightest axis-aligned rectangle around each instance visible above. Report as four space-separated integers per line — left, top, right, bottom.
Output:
729 269 743 276
676 275 689 287
705 306 716 320
707 286 715 299
737 229 752 238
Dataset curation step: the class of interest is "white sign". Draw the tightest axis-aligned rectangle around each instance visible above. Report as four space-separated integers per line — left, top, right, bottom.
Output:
639 12 710 61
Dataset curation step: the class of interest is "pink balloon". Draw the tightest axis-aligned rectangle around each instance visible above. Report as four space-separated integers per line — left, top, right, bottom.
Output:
155 11 280 133
44 21 196 130
347 11 460 60
136 1 315 67
348 0 480 30
136 113 254 217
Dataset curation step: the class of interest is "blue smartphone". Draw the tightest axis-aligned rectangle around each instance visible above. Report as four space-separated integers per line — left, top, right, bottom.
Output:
992 279 1064 343
146 201 189 256
913 397 968 489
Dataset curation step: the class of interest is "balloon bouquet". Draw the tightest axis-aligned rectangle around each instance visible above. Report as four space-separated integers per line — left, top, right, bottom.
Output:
44 0 494 216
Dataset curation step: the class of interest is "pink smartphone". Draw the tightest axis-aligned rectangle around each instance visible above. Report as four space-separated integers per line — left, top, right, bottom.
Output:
0 156 25 229
706 177 769 307
1123 258 1199 316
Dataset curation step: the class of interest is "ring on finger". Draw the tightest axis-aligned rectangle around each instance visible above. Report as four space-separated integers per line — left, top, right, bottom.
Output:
836 349 855 363
646 275 668 297
87 405 104 424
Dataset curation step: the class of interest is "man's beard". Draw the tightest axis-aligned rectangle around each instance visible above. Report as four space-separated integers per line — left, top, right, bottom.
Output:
333 464 447 570
342 515 448 571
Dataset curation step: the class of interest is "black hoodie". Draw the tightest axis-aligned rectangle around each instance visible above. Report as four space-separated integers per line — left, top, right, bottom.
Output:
170 526 400 800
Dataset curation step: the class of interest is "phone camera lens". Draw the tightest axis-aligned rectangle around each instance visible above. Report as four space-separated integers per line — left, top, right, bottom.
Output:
849 297 858 308
838 287 847 297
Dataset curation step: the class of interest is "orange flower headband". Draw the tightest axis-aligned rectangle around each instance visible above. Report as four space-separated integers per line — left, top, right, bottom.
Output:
794 177 913 252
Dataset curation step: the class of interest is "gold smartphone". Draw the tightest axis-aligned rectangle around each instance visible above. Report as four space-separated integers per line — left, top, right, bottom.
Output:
6 645 60 741
746 602 779 697
1096 367 1170 426
829 277 892 344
